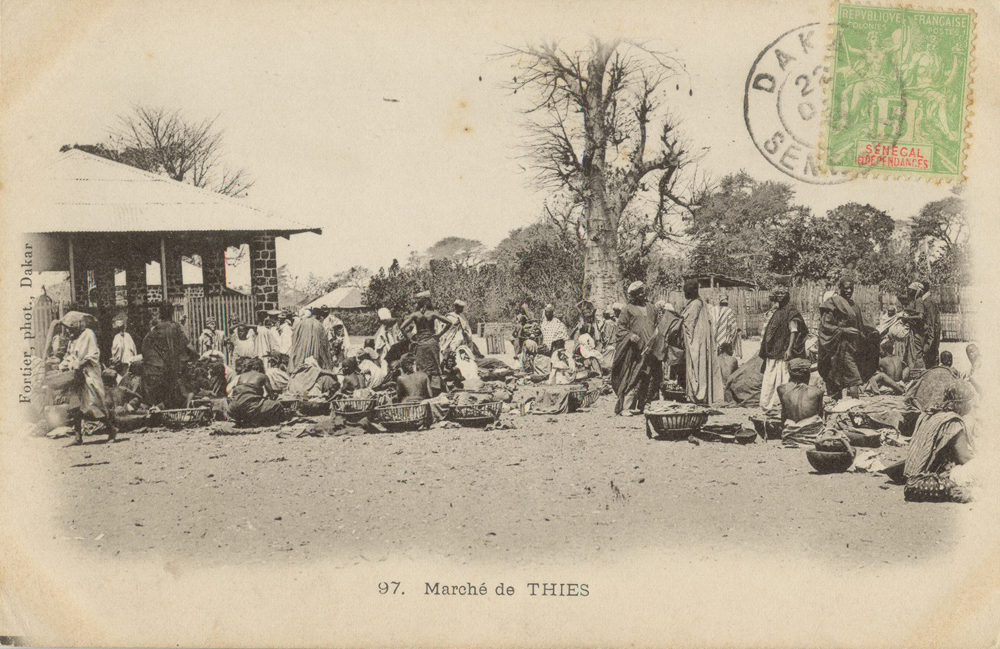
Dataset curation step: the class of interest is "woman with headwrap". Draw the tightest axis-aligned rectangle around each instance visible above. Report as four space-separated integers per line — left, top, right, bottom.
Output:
611 282 663 415
681 279 724 406
400 291 453 393
58 312 114 444
903 381 977 499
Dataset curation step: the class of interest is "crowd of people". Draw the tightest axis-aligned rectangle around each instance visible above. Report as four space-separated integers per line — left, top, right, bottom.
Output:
31 296 515 442
32 276 982 502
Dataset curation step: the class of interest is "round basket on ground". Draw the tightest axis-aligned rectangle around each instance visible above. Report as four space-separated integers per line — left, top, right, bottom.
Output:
156 407 213 429
844 429 882 448
806 450 855 474
375 402 430 432
450 401 503 428
332 397 376 423
645 411 710 440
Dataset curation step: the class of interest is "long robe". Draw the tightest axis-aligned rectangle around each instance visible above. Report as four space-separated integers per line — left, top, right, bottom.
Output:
61 329 108 420
817 294 865 395
713 305 743 358
682 297 724 406
920 296 941 368
142 321 193 408
289 316 334 370
610 303 660 413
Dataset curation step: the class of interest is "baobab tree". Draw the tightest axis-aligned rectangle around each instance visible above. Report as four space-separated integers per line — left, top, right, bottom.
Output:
504 38 707 307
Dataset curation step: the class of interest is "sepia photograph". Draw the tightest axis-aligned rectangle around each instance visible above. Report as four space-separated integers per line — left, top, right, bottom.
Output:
1 0 998 646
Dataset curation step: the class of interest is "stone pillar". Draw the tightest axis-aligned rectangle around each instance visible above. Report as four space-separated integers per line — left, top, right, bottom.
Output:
200 245 227 297
93 241 117 310
70 237 90 306
163 240 185 307
124 253 148 333
249 234 278 317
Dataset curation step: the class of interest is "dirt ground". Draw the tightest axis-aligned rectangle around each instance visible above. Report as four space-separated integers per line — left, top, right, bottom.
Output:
42 389 968 568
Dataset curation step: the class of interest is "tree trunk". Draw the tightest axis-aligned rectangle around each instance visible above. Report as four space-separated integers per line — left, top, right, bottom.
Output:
584 222 622 307
580 41 623 309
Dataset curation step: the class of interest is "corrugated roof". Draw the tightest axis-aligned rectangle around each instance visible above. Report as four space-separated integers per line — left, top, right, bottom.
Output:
304 286 367 310
15 149 322 235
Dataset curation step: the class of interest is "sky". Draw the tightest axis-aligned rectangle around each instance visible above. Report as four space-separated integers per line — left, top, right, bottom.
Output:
2 0 963 285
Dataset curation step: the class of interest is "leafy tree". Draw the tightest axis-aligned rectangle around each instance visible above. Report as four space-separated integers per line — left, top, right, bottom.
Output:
687 172 806 286
425 237 486 268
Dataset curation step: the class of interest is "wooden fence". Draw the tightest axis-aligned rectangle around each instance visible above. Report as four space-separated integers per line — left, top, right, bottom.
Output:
181 294 256 342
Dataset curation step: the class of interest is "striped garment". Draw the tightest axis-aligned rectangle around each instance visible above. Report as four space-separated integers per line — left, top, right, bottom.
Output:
713 305 743 358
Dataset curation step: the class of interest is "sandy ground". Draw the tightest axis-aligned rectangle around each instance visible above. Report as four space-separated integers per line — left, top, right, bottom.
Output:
35 338 976 569
42 394 968 569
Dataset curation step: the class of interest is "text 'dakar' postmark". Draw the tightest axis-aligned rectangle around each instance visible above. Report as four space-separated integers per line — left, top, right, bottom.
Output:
745 23 846 185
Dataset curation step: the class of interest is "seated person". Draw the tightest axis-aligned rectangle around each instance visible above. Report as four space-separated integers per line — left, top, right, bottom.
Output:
358 347 390 390
576 332 603 377
263 353 289 393
718 342 739 385
396 353 433 403
227 358 285 427
776 358 825 448
336 357 366 397
904 381 976 485
864 340 907 395
454 345 484 391
547 339 577 385
939 350 953 369
286 356 339 398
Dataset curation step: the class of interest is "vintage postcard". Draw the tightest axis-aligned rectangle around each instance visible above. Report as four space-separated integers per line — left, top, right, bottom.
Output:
1 0 999 647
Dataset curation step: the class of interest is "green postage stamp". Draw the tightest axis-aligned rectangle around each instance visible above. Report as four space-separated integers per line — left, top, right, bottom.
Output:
824 3 975 181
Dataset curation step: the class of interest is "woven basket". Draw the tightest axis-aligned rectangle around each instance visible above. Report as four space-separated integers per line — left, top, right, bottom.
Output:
646 411 710 439
332 397 376 423
806 450 855 474
157 407 213 428
451 401 502 427
375 403 430 431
